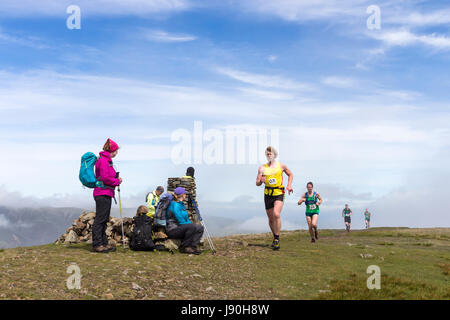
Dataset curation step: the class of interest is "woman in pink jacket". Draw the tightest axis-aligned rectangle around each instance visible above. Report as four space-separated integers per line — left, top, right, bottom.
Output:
92 138 123 253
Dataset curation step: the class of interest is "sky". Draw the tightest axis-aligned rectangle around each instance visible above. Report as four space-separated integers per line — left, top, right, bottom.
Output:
0 0 449 232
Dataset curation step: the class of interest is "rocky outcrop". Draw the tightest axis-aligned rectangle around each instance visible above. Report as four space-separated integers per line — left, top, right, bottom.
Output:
55 211 133 246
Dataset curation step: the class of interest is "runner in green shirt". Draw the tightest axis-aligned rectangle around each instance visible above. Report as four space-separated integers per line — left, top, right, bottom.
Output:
342 204 352 232
364 208 371 229
298 182 323 243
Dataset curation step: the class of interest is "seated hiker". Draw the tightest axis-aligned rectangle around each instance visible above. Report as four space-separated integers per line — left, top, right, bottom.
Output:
146 186 164 218
136 205 148 216
166 187 204 255
182 167 195 179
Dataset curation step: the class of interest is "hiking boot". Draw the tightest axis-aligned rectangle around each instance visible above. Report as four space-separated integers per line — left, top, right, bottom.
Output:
190 247 202 255
92 245 110 253
272 239 280 251
105 244 116 252
180 246 196 254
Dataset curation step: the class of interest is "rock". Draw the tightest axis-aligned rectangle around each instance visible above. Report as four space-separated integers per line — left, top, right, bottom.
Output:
165 239 181 251
205 286 215 292
73 221 87 235
81 212 96 222
132 282 143 291
106 226 113 237
65 230 78 244
360 253 374 259
154 231 168 240
123 218 133 225
104 293 114 299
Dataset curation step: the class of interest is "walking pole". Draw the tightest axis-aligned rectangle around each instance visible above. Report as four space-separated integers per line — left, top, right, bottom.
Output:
190 195 216 254
116 172 127 250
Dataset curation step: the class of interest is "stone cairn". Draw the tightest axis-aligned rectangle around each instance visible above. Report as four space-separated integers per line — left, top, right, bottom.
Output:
55 211 133 246
167 177 200 225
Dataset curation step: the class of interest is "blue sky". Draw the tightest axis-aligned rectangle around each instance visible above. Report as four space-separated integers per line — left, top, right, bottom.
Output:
0 0 449 231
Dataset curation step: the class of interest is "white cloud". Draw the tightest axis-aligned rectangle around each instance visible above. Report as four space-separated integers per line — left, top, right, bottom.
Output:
0 0 190 17
370 29 450 49
237 87 294 100
322 76 356 88
385 8 450 27
0 214 10 227
142 29 197 42
216 67 314 91
0 29 49 49
235 0 369 23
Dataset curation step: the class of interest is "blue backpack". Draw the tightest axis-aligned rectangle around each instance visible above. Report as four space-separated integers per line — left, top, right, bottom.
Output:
79 152 105 189
154 193 174 227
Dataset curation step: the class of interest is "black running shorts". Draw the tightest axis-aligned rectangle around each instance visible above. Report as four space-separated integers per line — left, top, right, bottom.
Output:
264 194 285 210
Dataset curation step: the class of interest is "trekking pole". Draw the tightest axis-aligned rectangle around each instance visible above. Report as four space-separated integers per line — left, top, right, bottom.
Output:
190 196 216 254
116 172 127 250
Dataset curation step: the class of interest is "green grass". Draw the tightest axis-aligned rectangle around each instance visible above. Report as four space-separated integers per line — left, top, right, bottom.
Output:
0 228 449 300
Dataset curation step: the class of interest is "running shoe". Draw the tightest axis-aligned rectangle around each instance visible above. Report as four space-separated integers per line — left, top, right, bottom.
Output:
311 238 316 243
272 239 280 250
314 229 319 240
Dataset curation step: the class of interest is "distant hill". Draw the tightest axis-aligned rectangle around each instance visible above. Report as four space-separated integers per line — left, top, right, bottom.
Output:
0 206 240 248
0 207 82 248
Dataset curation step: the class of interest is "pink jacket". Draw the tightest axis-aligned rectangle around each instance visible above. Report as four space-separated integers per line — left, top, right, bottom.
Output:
93 151 120 198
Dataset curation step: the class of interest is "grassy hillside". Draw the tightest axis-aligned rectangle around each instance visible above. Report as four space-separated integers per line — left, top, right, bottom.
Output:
0 227 448 300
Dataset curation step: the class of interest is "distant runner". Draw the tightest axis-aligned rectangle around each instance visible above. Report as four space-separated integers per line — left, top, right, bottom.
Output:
256 146 293 251
298 182 323 243
364 208 371 229
342 204 352 232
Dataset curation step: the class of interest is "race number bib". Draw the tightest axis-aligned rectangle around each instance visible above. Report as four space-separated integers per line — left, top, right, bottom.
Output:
268 178 277 185
309 204 317 210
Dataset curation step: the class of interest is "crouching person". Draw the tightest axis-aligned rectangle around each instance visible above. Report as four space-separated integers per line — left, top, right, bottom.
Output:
166 187 204 255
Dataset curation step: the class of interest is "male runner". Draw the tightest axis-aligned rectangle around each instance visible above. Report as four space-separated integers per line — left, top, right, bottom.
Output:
364 208 371 229
256 146 293 251
298 182 323 243
342 204 352 232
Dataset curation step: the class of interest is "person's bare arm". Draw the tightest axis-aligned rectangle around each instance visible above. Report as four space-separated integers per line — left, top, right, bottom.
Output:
281 163 293 195
256 165 265 186
316 193 323 206
298 193 305 205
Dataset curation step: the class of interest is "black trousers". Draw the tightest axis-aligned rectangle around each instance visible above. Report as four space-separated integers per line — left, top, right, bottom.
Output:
93 195 112 247
167 224 204 248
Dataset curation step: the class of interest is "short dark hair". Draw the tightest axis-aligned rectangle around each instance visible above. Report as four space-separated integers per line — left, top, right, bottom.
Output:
186 167 195 177
156 186 164 193
307 182 313 187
